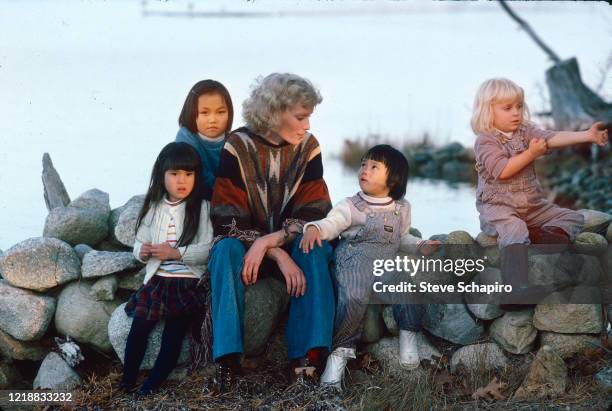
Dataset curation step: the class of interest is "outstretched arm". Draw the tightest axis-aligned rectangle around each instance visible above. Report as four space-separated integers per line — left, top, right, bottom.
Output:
547 122 608 149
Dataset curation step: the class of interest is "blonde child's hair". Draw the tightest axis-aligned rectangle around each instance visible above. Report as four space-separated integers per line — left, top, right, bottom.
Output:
471 78 531 134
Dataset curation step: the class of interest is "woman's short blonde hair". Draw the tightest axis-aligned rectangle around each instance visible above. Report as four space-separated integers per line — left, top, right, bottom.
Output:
471 78 530 134
242 73 322 136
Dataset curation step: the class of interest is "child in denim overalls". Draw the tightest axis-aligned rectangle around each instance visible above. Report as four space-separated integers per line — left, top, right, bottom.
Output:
472 78 608 307
301 144 441 389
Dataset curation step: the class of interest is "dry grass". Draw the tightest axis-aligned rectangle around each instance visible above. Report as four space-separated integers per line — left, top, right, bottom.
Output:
39 336 611 411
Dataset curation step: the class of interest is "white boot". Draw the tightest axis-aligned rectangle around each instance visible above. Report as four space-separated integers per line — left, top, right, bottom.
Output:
399 330 420 369
319 347 356 390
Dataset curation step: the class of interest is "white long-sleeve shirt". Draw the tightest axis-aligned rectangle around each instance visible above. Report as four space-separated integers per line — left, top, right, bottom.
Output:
304 192 423 252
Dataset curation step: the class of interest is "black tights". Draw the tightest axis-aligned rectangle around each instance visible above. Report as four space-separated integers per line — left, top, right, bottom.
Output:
122 316 191 391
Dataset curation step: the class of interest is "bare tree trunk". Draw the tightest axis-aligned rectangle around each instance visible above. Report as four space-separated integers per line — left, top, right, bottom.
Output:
546 58 612 132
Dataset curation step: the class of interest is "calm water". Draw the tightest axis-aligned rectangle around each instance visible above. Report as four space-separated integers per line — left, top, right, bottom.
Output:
0 1 610 250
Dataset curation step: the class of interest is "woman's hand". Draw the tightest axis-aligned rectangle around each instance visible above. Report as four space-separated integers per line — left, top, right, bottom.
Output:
527 137 547 159
275 251 306 297
139 243 153 261
419 240 442 256
242 236 272 285
150 243 181 261
299 226 322 253
589 122 609 146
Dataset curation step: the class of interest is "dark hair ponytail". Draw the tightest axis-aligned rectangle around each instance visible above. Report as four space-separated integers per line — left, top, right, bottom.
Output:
136 142 204 247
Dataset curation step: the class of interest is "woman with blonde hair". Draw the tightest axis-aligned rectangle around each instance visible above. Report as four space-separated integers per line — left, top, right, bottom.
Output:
208 73 335 390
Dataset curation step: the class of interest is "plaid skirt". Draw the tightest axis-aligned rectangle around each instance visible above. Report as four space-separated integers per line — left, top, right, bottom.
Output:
124 275 206 321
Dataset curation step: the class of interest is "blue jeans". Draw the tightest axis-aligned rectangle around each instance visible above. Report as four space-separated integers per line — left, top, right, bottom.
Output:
392 304 425 332
209 236 335 360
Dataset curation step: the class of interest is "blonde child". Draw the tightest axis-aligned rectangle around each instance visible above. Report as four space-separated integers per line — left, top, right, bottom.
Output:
176 79 233 199
121 142 213 395
300 144 440 389
472 78 608 307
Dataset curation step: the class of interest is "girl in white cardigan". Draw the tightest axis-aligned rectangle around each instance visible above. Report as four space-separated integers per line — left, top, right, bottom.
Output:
121 142 213 395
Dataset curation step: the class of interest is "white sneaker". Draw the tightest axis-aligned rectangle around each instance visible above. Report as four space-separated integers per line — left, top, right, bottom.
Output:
319 347 356 389
399 330 420 369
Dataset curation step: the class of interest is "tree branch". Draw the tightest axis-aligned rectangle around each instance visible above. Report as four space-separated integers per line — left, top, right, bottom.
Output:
499 0 561 64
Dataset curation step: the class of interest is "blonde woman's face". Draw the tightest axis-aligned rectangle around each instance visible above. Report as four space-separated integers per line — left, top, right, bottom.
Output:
276 103 313 145
492 98 523 133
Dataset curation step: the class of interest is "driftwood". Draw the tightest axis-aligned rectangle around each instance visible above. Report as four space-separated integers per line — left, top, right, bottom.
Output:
42 153 70 211
499 1 612 132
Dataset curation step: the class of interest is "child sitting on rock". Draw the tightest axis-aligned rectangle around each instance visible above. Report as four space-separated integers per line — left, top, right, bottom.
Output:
471 78 608 308
300 144 441 389
120 142 213 395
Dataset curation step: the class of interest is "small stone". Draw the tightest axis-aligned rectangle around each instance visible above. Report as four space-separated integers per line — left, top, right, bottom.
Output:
423 304 484 345
367 334 441 373
74 243 94 261
539 332 599 359
90 275 118 301
464 268 504 320
33 352 81 390
573 232 608 256
117 267 146 291
533 303 602 334
450 343 507 373
0 328 47 361
513 345 567 400
577 209 611 233
489 310 537 354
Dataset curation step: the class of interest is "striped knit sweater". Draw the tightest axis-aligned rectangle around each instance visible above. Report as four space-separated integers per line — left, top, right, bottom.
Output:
211 127 332 245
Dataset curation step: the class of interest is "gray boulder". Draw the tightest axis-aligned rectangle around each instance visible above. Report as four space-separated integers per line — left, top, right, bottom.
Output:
577 209 611 233
423 304 484 345
533 303 602 334
114 195 145 247
595 367 612 389
244 277 290 355
108 303 189 370
0 237 80 292
475 233 500 267
43 189 111 246
81 250 141 279
539 332 599 359
450 343 507 373
90 275 118 301
55 281 122 351
607 223 612 243
0 328 47 361
513 345 567 400
573 232 608 256
445 231 479 264
475 232 497 248
33 352 81 390
0 280 56 341
489 309 537 354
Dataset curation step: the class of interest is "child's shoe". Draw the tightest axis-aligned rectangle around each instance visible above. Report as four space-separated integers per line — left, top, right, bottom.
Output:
399 330 420 369
319 347 356 390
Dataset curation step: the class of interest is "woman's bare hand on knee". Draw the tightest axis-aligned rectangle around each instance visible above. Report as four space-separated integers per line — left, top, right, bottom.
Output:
276 252 306 297
242 237 269 285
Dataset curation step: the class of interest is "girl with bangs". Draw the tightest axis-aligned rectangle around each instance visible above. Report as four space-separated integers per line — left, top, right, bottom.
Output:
120 142 213 395
472 78 608 309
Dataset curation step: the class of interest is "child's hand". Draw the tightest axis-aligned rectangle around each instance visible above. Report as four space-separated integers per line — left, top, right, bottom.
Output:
139 243 152 261
527 137 547 158
299 226 322 254
588 122 609 146
419 240 441 256
150 243 181 261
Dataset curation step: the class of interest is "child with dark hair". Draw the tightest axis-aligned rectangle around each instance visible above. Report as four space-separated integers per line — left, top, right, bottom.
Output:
120 142 213 395
300 144 440 389
176 79 234 199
